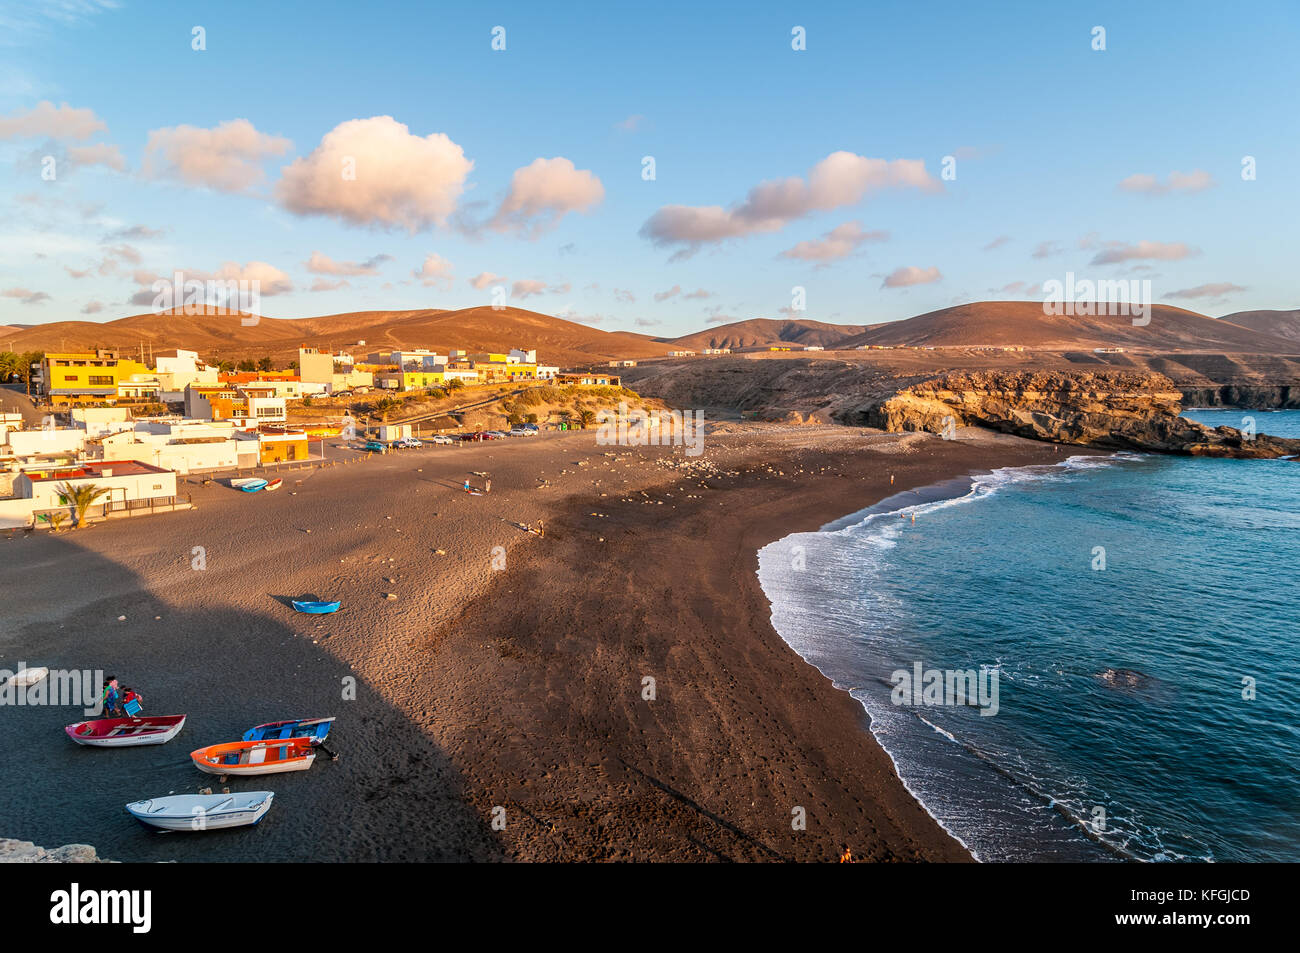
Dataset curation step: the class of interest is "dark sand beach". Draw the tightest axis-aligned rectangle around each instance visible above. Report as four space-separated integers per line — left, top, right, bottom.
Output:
0 424 1070 861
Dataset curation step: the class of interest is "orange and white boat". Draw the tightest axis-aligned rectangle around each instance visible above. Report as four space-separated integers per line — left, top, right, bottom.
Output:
190 738 316 776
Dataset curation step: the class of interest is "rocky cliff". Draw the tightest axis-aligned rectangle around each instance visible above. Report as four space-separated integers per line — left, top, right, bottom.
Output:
857 370 1299 459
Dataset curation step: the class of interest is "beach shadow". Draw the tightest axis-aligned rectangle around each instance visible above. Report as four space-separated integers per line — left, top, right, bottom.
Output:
0 531 505 862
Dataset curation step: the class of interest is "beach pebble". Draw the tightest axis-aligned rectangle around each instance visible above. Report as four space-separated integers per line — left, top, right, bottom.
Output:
384 593 397 600
117 615 125 621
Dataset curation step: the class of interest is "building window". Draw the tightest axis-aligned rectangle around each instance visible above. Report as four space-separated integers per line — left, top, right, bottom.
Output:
89 376 113 386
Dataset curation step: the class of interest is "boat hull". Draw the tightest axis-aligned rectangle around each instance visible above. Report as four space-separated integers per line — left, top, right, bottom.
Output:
191 739 317 776
243 716 335 743
65 715 186 747
292 600 340 614
126 792 273 831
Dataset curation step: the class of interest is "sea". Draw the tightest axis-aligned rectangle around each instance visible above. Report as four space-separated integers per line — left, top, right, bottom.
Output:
757 409 1300 862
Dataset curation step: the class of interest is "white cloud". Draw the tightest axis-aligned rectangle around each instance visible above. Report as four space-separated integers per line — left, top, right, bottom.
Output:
779 220 888 263
277 116 472 231
1118 169 1214 195
511 279 549 299
640 152 940 256
881 265 941 289
1089 240 1199 265
469 271 505 290
67 142 126 171
488 157 605 237
615 114 645 132
143 118 290 193
1167 282 1247 300
0 100 105 140
2 287 51 304
413 253 454 288
304 250 391 276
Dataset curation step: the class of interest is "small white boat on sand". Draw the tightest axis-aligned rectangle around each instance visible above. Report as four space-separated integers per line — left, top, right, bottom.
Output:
125 792 274 831
3 667 48 689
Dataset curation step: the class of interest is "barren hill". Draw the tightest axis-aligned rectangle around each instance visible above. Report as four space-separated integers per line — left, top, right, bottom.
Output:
1218 309 1300 347
838 301 1298 353
0 306 672 367
665 318 866 351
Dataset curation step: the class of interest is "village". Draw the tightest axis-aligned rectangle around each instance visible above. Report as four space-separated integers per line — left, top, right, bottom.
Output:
0 344 627 530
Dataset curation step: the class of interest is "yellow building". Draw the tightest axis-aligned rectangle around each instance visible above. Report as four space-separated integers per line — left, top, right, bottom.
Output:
401 370 447 390
42 351 153 406
258 430 310 464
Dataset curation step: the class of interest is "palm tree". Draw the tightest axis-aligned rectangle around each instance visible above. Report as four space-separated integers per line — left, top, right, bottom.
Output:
59 482 112 529
577 409 597 429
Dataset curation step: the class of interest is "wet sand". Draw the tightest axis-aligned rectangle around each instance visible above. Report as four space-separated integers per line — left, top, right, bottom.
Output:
0 424 1070 861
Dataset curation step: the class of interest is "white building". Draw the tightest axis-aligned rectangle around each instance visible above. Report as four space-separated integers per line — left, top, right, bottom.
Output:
0 460 180 529
154 349 219 401
96 420 258 473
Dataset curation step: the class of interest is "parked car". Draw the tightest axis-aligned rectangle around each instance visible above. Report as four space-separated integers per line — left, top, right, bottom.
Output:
483 430 507 439
430 434 455 444
508 427 532 437
399 437 423 448
363 440 387 453
333 389 353 398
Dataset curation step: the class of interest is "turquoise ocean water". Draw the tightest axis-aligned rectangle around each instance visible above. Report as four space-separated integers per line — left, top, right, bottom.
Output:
757 409 1299 862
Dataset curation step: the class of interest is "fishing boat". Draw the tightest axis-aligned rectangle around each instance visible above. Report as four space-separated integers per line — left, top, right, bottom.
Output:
292 599 340 614
65 714 186 747
231 477 268 493
125 792 274 831
243 715 335 743
264 478 283 491
191 738 317 776
3 666 48 689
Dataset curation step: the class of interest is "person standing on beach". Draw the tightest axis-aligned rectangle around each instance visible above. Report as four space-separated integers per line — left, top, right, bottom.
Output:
101 677 124 718
485 478 491 494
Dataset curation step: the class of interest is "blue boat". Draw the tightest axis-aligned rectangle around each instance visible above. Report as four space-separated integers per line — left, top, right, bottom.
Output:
232 478 268 493
243 715 336 744
292 600 340 614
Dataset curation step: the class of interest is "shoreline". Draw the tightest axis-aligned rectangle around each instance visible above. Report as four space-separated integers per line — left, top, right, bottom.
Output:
2 424 1076 861
755 451 1118 863
420 426 1081 860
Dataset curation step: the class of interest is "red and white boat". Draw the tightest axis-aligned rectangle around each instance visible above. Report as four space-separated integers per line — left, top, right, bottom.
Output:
264 478 283 491
65 714 187 747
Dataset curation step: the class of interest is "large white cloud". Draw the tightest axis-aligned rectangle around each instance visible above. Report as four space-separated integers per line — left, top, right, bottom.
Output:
143 118 291 193
0 101 105 140
277 116 473 231
488 157 605 237
641 152 939 256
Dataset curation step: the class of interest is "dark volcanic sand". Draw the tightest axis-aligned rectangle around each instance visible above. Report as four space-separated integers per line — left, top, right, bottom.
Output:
0 425 1070 861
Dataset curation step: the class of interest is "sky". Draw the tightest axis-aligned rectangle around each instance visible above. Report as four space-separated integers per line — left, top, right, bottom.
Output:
1 0 1297 336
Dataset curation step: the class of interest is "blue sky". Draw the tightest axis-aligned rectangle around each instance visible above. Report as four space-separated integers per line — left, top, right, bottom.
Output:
1 0 1297 335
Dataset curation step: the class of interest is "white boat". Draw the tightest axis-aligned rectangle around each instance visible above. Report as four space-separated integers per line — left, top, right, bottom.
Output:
3 667 48 689
125 792 274 831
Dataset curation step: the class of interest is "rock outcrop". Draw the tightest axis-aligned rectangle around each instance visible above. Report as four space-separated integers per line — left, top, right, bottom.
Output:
860 370 1299 458
0 838 111 863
